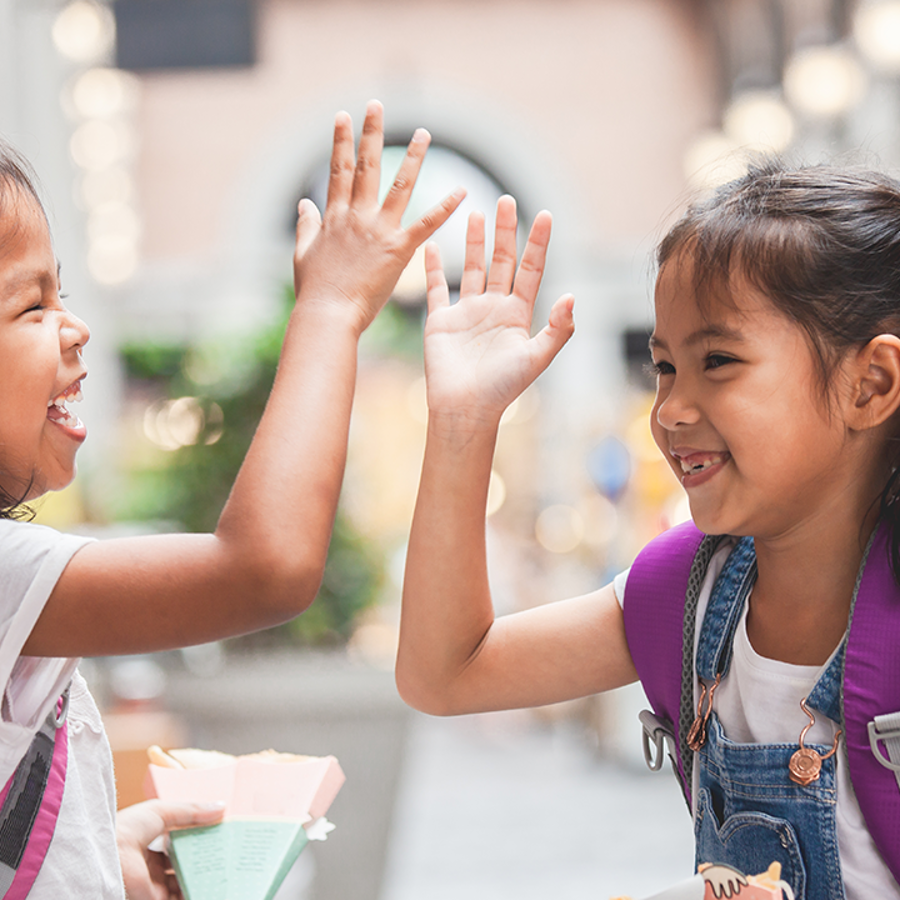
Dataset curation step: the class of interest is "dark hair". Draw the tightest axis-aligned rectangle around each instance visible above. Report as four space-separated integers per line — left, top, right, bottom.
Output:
657 159 900 576
0 139 43 521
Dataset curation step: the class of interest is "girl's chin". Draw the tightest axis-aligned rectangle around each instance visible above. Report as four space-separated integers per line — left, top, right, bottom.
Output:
20 467 79 503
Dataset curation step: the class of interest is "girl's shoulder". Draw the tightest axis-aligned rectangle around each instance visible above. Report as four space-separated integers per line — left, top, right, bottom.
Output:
617 526 736 607
0 519 94 603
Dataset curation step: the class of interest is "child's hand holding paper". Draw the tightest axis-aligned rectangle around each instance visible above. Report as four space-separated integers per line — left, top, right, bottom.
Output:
144 746 345 900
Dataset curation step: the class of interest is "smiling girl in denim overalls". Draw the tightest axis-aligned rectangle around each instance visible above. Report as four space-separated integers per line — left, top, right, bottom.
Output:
397 163 900 900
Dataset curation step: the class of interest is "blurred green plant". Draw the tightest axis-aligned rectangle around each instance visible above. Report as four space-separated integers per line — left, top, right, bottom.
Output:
118 289 386 647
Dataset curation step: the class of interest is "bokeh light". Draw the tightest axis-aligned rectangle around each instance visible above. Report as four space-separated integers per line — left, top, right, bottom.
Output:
854 1 900 73
783 45 868 118
535 504 584 554
52 0 115 63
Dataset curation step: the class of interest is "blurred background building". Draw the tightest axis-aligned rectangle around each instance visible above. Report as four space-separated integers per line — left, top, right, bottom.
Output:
3 0 900 898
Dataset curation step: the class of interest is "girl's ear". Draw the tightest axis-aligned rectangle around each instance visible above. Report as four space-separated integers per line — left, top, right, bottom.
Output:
847 334 900 430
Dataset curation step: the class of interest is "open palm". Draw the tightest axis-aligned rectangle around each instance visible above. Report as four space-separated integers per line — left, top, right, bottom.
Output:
423 195 574 428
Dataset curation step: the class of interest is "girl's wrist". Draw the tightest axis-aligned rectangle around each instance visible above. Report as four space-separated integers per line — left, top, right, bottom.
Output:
291 289 374 338
426 407 502 443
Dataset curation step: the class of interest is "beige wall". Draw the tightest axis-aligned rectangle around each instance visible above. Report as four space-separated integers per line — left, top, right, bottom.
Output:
134 0 718 263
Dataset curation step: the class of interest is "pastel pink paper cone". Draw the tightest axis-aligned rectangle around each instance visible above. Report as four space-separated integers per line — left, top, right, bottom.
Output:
144 754 345 821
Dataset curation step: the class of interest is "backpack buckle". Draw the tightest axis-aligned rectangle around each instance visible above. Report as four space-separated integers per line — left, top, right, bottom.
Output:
639 709 676 772
867 713 900 773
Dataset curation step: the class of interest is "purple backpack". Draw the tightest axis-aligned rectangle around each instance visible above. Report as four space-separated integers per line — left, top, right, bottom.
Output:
0 690 69 898
623 520 900 884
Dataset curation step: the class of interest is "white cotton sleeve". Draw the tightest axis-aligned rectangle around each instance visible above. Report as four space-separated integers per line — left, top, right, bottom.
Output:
613 567 630 608
0 519 94 784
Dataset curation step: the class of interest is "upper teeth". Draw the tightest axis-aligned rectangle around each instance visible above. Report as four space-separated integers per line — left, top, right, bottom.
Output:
48 386 83 409
680 457 720 474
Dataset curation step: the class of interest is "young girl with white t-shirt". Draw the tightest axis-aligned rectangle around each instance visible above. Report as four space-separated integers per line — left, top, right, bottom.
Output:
0 101 462 899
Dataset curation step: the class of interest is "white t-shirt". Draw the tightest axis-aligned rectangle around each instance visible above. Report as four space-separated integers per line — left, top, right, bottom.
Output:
615 541 900 900
0 519 125 898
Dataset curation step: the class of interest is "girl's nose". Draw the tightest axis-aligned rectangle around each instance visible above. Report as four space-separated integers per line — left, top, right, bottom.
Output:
655 380 700 430
61 310 90 351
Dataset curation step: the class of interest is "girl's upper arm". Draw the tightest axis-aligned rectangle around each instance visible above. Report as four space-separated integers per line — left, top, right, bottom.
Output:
409 581 639 716
21 531 317 658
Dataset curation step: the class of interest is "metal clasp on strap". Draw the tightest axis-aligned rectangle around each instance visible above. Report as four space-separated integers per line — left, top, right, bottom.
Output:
54 685 70 729
868 712 900 774
639 709 676 772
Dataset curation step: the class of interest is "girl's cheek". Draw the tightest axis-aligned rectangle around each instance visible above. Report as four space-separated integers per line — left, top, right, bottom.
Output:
649 408 668 455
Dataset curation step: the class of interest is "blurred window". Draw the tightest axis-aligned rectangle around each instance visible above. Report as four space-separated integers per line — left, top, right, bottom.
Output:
114 0 255 71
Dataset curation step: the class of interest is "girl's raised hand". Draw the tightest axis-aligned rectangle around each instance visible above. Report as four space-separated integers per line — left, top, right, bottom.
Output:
423 194 574 429
293 100 465 334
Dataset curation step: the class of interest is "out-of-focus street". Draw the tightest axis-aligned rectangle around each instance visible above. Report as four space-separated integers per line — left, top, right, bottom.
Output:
120 651 694 900
380 706 694 900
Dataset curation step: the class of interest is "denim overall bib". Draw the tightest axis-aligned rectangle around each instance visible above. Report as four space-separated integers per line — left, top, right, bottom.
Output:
692 537 845 900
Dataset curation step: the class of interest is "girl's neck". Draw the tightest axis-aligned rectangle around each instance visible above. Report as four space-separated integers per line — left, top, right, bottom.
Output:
747 504 880 666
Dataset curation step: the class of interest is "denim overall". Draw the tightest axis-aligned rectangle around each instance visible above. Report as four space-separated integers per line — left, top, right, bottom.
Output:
693 537 845 900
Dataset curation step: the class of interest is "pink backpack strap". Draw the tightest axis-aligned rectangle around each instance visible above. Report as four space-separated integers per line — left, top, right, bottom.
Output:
843 520 900 885
0 689 69 898
623 521 710 806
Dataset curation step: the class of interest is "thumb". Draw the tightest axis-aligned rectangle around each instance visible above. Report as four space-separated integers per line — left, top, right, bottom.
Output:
532 293 575 364
153 800 227 831
294 198 322 259
118 800 226 845
424 242 450 313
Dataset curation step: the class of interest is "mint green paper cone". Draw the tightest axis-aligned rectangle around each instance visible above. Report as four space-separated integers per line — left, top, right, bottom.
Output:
169 820 310 900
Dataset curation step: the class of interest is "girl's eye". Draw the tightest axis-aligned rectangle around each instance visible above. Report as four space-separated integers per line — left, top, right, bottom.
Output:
705 354 736 370
646 359 675 377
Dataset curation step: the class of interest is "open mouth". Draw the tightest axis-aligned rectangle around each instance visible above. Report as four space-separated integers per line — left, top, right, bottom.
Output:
47 380 84 429
671 449 730 481
679 455 725 475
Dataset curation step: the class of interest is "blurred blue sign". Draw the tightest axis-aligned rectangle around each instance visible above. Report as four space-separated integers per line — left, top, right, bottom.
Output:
587 435 631 502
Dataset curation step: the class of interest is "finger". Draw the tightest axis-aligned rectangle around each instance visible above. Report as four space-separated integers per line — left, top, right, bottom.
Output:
121 800 226 844
155 801 226 831
168 870 183 898
403 185 466 248
511 210 552 303
459 211 486 297
294 198 322 260
326 110 356 209
530 293 575 368
351 99 385 206
380 127 430 223
486 195 518 294
425 242 451 312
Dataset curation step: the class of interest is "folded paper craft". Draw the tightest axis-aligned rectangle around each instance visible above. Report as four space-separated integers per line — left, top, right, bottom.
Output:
144 749 345 900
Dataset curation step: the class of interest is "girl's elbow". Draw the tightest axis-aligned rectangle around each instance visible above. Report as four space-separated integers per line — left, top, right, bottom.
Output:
250 555 326 621
395 668 459 717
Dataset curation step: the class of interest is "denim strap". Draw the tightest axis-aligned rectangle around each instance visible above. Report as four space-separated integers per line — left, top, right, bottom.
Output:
694 536 757 681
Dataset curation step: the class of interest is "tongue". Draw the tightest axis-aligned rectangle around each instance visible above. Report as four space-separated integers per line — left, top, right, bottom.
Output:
47 405 69 422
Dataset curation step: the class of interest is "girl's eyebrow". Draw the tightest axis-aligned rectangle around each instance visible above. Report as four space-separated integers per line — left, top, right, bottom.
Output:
649 324 745 352
0 263 61 304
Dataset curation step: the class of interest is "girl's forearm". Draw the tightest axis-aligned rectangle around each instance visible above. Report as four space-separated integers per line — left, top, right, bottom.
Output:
397 417 500 714
214 298 363 607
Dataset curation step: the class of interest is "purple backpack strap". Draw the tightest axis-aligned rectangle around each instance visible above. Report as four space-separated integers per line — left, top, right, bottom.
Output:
623 520 706 803
0 691 70 898
844 520 900 885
